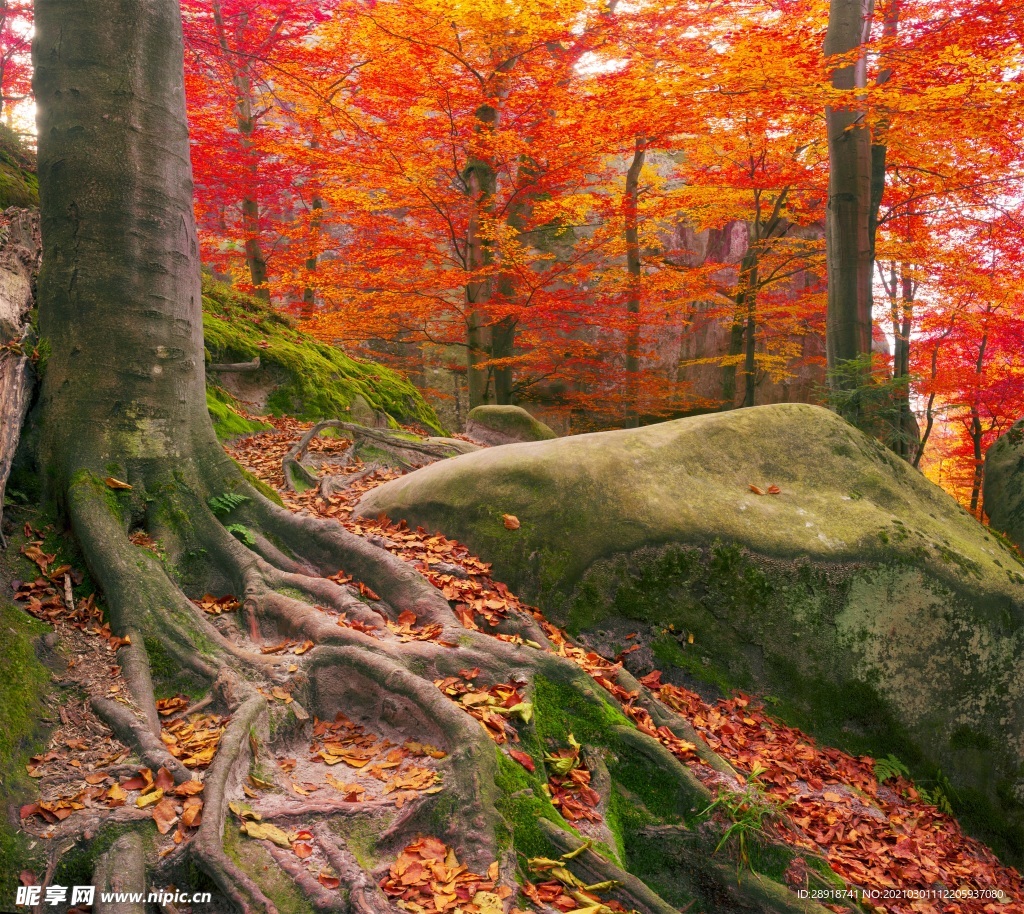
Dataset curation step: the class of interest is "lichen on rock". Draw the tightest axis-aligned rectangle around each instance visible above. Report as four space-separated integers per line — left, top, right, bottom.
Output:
358 402 1024 862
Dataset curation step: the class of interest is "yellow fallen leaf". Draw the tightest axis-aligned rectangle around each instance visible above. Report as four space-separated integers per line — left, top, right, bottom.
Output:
136 788 164 808
104 476 133 490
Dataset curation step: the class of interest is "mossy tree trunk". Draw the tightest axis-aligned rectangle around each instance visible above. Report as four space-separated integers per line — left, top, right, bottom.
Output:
28 3 849 911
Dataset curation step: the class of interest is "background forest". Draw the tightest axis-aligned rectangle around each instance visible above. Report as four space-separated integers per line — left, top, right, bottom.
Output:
6 0 1022 511
3 2 1024 912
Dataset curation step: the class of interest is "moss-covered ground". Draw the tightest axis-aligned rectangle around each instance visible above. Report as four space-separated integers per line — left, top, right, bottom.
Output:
201 280 444 434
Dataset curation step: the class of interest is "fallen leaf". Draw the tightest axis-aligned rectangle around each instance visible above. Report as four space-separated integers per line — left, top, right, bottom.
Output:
104 476 133 490
503 514 521 530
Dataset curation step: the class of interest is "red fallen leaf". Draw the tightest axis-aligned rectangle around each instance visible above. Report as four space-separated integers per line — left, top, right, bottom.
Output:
767 484 781 495
638 670 663 689
19 804 39 820
318 873 340 889
357 582 381 601
152 797 178 835
293 841 313 859
502 514 521 530
154 767 175 792
509 749 535 772
19 871 37 887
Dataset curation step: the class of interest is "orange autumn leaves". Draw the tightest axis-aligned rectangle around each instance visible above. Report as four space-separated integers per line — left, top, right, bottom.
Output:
380 838 509 914
21 765 205 845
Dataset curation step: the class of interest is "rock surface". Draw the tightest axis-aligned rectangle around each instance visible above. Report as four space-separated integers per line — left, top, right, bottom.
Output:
0 208 40 542
359 403 1024 861
465 404 557 446
983 419 1024 549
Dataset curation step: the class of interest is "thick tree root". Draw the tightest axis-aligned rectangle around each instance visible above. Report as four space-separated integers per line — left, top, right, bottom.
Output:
93 833 148 914
282 420 463 491
191 691 280 914
91 697 192 783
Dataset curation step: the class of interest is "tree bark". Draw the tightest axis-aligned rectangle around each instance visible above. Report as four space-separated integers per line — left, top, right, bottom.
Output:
35 0 220 485
824 0 876 388
212 0 270 300
624 137 646 427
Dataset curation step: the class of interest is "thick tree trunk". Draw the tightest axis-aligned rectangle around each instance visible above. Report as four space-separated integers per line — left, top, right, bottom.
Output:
34 0 221 485
824 0 875 389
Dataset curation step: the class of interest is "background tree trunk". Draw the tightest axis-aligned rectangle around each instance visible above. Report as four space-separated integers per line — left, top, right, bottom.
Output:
824 0 875 389
623 137 646 427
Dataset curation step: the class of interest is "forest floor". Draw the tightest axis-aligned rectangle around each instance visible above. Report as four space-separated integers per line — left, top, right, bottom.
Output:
8 415 1024 914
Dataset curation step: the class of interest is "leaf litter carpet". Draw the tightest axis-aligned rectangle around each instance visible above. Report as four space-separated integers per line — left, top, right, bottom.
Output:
10 414 1024 914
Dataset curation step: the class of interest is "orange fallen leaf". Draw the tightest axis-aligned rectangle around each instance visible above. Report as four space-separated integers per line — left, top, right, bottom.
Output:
502 514 521 530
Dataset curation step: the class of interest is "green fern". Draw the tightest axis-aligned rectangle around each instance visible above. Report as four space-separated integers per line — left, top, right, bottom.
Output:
874 754 910 785
208 492 251 516
225 523 257 547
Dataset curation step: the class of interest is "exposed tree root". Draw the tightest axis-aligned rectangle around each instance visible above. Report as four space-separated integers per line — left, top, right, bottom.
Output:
90 697 192 783
22 437 873 914
93 833 147 914
282 420 464 492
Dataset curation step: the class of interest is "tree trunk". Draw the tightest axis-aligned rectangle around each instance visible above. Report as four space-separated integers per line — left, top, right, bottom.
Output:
464 139 496 409
623 138 646 427
35 0 219 483
824 0 876 388
212 0 270 300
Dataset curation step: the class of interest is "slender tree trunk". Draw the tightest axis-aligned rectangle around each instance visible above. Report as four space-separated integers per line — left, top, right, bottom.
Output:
741 262 760 409
213 1 270 300
623 138 646 426
969 332 988 516
722 248 758 409
463 100 501 410
465 164 493 409
825 0 876 388
869 0 899 262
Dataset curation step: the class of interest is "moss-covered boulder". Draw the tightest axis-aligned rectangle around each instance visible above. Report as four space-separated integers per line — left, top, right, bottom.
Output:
0 127 38 210
201 279 445 436
359 403 1024 862
983 419 1024 549
465 404 556 445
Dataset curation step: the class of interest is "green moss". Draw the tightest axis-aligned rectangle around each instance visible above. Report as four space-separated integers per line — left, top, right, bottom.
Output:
0 600 50 899
0 126 38 208
144 636 206 701
225 824 313 914
201 280 444 433
207 386 272 441
494 750 569 860
54 821 156 889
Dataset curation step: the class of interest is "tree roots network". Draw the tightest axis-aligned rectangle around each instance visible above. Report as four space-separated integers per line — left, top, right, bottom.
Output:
10 419 1024 914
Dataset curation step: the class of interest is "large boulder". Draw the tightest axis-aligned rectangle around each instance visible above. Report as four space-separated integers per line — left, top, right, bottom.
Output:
359 403 1024 862
983 419 1024 549
465 404 556 445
